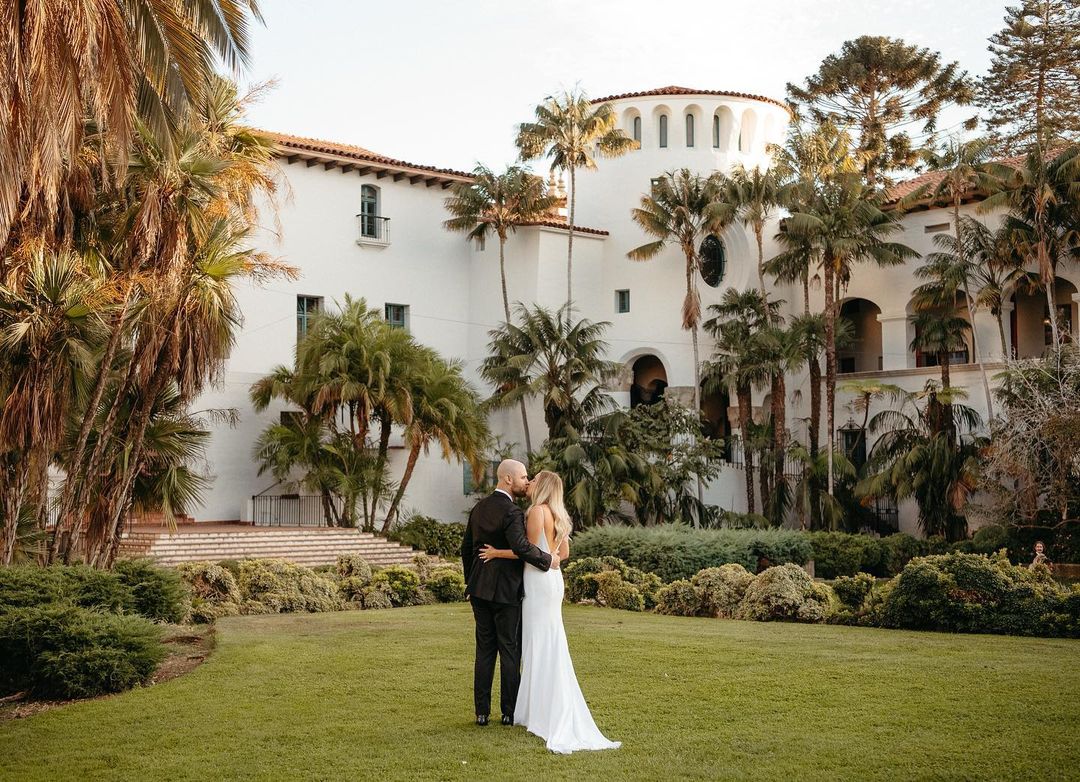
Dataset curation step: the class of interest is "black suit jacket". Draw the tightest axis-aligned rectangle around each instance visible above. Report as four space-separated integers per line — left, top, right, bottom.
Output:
462 491 552 604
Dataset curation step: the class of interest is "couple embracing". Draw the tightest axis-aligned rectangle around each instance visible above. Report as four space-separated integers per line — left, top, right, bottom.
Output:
460 459 620 755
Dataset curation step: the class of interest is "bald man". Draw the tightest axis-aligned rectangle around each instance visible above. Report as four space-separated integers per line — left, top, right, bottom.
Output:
461 459 560 726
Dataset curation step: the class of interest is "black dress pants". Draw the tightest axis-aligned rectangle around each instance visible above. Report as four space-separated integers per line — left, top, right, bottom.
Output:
470 596 522 717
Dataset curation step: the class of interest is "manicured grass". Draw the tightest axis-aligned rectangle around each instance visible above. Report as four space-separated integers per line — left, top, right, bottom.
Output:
1 605 1078 781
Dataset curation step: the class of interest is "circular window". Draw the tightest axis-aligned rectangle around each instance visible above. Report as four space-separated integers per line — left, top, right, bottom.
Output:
699 235 726 288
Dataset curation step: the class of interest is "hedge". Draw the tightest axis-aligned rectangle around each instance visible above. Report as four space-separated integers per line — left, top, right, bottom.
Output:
387 516 466 557
572 525 813 582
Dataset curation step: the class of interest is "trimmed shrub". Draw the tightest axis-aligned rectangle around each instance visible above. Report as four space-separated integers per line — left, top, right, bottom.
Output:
112 559 189 623
236 560 344 614
831 573 877 611
655 580 703 617
736 564 833 623
626 567 663 610
0 604 165 699
387 516 466 557
573 525 812 582
879 534 926 577
692 564 754 618
590 571 645 612
879 552 1078 637
359 582 394 610
335 555 373 603
426 567 466 602
411 553 433 583
0 566 64 608
177 562 243 623
808 533 883 579
563 557 629 603
369 565 422 607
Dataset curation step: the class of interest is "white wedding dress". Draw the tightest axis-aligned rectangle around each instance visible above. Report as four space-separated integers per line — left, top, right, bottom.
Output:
515 531 621 754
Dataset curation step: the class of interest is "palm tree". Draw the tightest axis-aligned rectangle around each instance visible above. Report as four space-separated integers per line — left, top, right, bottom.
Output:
981 144 1080 346
628 169 729 418
443 164 555 453
961 217 1031 357
480 304 618 440
921 137 1001 416
789 444 855 530
702 289 779 515
382 357 489 530
0 0 264 248
516 90 634 309
783 167 915 494
858 383 984 541
721 164 782 296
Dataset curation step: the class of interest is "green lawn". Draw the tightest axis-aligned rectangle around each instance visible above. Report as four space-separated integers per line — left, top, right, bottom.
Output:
2 605 1078 781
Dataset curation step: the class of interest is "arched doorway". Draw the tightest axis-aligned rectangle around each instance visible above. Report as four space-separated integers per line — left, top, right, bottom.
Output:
910 292 972 368
1011 277 1078 357
630 355 667 408
837 298 883 373
700 381 732 459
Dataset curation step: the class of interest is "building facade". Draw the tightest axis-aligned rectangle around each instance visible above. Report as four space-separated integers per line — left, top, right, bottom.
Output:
191 87 1080 535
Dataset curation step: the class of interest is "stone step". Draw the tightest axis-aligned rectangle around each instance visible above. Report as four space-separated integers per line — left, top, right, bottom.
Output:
121 531 383 542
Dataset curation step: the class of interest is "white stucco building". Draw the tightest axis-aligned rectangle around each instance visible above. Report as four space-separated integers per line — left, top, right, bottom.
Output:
190 86 1080 536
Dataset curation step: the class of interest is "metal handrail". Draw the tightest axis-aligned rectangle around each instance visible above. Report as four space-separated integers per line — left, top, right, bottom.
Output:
356 213 390 243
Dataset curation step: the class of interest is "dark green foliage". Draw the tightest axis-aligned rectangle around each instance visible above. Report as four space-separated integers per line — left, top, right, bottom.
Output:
879 552 1079 637
0 566 63 608
112 559 189 623
879 533 927 576
387 516 466 557
369 565 422 607
832 573 877 610
654 580 703 617
0 604 165 699
572 525 812 582
736 564 834 623
808 532 884 578
425 567 466 603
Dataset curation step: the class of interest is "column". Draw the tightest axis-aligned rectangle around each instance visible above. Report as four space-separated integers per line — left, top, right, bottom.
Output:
877 310 910 371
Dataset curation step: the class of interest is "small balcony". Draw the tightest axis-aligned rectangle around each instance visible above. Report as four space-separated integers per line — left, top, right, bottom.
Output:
356 214 391 246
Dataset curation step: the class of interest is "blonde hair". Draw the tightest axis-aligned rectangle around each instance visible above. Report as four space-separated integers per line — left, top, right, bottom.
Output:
530 470 573 546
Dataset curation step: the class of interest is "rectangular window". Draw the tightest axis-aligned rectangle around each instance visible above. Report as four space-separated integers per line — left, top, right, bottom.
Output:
279 410 303 427
616 289 630 314
296 295 322 342
385 303 408 330
924 222 950 234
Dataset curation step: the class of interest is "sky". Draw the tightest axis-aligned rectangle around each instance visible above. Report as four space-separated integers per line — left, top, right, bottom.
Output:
239 0 1010 173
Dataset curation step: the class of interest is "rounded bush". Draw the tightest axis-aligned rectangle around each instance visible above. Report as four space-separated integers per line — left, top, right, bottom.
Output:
411 553 433 583
177 562 242 622
562 557 629 603
879 534 926 577
625 567 663 610
236 559 344 614
387 516 466 557
0 604 165 699
336 555 373 585
369 565 422 607
692 564 753 618
831 573 876 611
808 533 883 579
113 559 189 623
426 567 466 602
736 564 833 623
0 566 64 608
359 582 394 610
654 580 703 617
591 571 645 612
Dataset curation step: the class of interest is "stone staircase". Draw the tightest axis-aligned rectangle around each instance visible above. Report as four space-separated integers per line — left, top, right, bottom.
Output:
118 524 425 568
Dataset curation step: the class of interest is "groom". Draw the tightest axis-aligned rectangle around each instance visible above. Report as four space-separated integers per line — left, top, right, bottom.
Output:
461 459 560 726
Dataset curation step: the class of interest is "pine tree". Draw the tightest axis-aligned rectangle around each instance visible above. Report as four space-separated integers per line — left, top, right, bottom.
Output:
786 36 977 186
979 0 1080 152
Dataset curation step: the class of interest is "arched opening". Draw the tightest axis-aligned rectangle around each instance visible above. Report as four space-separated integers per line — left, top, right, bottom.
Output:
699 234 726 288
739 109 758 153
685 114 695 147
360 184 380 238
700 381 732 454
658 114 669 148
837 298 883 373
714 106 735 151
1011 276 1078 357
624 107 642 146
911 292 972 368
633 115 642 144
630 355 667 408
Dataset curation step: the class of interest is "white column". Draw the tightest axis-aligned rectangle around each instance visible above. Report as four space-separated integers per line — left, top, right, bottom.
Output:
973 307 1006 362
878 310 910 370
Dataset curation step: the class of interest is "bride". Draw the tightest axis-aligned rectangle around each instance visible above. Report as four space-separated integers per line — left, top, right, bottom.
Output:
479 470 621 754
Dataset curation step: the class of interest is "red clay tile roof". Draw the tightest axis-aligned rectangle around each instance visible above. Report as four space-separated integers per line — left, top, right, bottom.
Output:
262 130 473 182
591 86 791 114
515 219 609 236
885 154 1027 206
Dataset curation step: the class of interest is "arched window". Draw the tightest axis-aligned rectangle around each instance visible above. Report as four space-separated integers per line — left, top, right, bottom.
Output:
699 235 726 287
713 115 720 148
633 116 642 143
685 114 695 147
658 115 668 148
360 185 379 238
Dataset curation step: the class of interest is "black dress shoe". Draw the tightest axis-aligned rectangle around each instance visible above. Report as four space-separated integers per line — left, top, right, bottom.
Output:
475 714 489 726
501 715 513 726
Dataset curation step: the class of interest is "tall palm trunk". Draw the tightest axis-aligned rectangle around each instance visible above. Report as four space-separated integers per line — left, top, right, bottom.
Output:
566 166 576 311
807 355 823 529
995 308 1009 358
737 385 755 515
954 202 994 419
754 222 766 297
1039 239 1059 346
685 254 703 508
383 441 422 532
771 372 787 525
498 235 532 455
823 256 838 495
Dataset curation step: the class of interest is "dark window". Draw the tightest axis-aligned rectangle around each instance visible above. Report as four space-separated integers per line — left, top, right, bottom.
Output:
699 235 726 288
839 356 856 374
296 295 322 342
385 303 408 330
279 410 303 427
685 114 695 147
713 115 720 148
632 116 641 143
659 115 668 148
616 289 630 314
841 428 867 469
924 223 950 234
360 185 379 238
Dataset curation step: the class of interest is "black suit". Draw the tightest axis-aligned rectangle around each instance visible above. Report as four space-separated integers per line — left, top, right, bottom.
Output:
461 490 552 717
